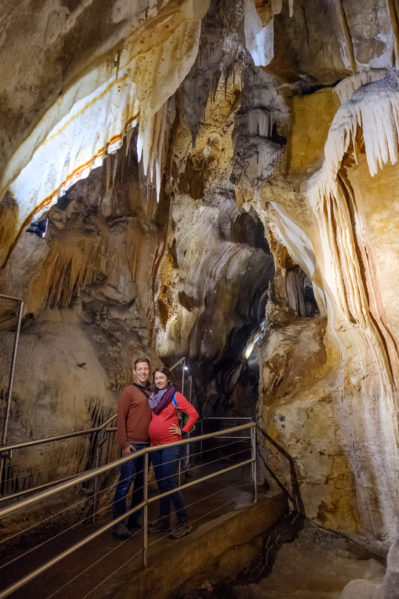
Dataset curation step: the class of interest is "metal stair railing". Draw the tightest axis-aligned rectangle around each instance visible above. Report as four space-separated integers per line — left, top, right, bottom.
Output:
198 416 253 457
0 421 257 599
0 413 117 508
256 424 304 514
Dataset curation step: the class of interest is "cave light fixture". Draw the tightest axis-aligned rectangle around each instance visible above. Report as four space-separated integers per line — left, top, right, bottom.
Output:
26 218 48 239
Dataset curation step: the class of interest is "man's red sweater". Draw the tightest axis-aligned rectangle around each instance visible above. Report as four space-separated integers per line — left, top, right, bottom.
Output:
116 384 151 449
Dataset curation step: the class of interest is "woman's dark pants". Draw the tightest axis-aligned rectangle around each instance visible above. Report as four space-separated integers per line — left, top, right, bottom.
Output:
150 446 187 522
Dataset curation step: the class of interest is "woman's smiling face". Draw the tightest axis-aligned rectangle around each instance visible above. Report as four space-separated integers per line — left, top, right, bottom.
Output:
154 371 169 389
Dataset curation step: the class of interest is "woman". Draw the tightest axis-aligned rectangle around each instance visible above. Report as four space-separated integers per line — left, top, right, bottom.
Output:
148 367 199 538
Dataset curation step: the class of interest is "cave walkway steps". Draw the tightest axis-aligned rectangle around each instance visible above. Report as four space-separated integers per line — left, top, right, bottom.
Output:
0 466 288 599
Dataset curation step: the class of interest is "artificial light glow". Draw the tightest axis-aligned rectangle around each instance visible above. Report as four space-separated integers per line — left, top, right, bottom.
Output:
244 321 265 360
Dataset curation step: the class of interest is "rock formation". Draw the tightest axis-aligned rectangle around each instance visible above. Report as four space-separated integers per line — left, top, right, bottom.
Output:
1 0 399 560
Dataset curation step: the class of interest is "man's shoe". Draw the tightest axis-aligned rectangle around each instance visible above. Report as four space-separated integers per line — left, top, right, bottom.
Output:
148 517 171 534
169 520 192 539
112 522 131 540
127 517 142 531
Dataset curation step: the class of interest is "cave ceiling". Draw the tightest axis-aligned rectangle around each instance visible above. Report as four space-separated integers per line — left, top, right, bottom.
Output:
1 0 399 548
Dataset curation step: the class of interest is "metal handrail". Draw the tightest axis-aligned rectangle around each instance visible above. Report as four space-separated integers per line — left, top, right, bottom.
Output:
0 416 246 502
0 425 112 455
169 356 187 370
0 422 256 599
198 416 254 455
0 420 118 505
256 424 304 513
0 423 252 518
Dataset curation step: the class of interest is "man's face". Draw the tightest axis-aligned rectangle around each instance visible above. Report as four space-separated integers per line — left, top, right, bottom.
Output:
134 361 150 385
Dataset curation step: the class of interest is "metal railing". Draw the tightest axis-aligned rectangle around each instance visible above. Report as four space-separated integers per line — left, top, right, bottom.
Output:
0 413 117 505
0 422 256 599
257 424 304 513
198 416 253 457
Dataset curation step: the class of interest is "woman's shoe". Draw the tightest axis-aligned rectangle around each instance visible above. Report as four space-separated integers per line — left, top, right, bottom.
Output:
148 517 171 534
127 517 142 531
169 520 192 539
112 522 132 539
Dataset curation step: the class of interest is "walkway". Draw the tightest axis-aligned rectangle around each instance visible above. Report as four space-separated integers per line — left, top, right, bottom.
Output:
0 466 287 599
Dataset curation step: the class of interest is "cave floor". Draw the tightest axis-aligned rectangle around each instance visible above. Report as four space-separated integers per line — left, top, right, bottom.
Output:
232 523 386 599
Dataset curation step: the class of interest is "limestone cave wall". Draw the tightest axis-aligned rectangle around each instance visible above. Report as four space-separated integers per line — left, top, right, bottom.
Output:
1 0 399 554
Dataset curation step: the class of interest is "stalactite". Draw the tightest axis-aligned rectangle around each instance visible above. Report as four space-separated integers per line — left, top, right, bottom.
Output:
311 71 399 201
0 0 210 266
105 155 111 196
335 69 388 103
137 103 169 202
112 153 118 190
39 238 103 308
309 72 399 341
285 266 306 316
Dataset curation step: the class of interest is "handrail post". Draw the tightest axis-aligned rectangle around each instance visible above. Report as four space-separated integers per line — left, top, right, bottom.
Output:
185 433 190 474
251 424 257 504
181 359 185 396
189 374 193 404
143 452 149 568
200 420 204 457
0 296 23 495
91 432 100 522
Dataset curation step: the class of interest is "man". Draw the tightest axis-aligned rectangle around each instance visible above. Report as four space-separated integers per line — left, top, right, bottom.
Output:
112 357 151 539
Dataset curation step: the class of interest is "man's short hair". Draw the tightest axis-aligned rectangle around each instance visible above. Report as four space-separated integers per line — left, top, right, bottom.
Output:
134 357 150 368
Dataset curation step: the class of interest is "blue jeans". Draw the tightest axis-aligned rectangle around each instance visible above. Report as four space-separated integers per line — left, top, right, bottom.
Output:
151 446 187 521
113 442 148 522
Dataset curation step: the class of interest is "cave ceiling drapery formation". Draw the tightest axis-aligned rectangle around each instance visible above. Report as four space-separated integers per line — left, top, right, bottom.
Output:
2 0 399 553
0 0 210 265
